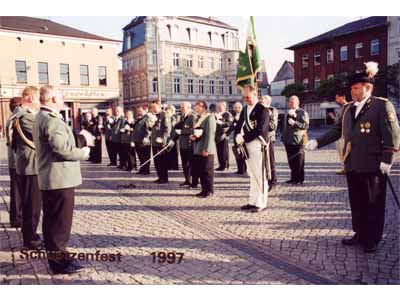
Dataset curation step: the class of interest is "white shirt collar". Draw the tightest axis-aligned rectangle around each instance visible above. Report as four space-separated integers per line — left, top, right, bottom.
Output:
354 97 369 107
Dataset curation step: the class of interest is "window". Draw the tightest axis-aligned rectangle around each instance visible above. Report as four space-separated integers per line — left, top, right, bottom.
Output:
327 74 334 80
228 81 233 95
218 80 224 95
256 72 263 81
227 58 232 65
167 25 172 40
199 80 204 94
187 55 193 68
302 78 309 90
314 76 321 90
219 57 223 69
80 64 89 86
60 63 70 85
173 78 181 94
221 34 225 48
173 52 180 67
340 46 348 61
186 28 191 43
198 56 204 68
15 60 27 83
209 57 214 69
187 79 194 94
98 66 107 86
149 77 157 93
209 80 215 95
355 42 363 58
38 62 49 84
370 39 380 56
314 51 321 65
302 54 309 68
208 32 212 45
151 49 157 65
326 48 334 64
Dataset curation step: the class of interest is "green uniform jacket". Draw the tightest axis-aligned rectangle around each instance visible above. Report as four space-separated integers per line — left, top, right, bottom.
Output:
268 106 279 142
317 96 400 173
120 118 132 144
33 108 87 190
13 107 37 175
215 111 233 143
171 112 194 150
5 106 22 169
104 116 114 141
193 113 217 155
151 111 171 147
131 114 152 146
281 108 309 145
111 116 124 143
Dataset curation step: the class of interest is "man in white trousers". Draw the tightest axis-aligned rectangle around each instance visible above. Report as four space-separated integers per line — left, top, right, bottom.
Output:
235 85 270 213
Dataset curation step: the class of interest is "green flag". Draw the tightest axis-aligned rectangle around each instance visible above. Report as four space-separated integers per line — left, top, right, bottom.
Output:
236 16 262 90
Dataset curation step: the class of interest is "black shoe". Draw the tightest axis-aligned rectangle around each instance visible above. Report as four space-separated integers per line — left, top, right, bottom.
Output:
196 191 213 198
22 241 44 251
141 172 150 175
234 171 245 175
180 182 190 187
189 184 199 189
250 207 266 213
285 179 296 184
342 234 361 246
215 167 225 171
364 242 378 253
69 259 85 271
241 204 256 210
158 180 169 184
10 222 22 228
153 178 161 183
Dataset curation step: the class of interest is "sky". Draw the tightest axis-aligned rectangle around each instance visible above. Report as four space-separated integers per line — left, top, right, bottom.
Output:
46 16 361 81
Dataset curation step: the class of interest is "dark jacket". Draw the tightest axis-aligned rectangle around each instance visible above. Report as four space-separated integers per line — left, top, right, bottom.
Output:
215 111 233 143
281 108 309 145
317 96 400 173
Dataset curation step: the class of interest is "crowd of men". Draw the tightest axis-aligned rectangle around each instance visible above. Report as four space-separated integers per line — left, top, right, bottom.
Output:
4 61 400 277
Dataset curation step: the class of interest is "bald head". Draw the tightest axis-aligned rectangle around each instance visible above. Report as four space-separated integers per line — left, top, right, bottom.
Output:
180 102 192 114
260 95 272 107
232 102 242 114
39 85 64 112
115 106 123 117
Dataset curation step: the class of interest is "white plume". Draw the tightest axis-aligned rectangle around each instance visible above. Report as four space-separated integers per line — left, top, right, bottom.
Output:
364 61 379 78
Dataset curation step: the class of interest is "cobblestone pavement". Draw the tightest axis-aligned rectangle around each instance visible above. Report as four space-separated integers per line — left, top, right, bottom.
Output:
0 131 399 285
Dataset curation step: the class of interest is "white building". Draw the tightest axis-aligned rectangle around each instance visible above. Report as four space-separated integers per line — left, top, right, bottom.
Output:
388 16 400 65
119 16 242 111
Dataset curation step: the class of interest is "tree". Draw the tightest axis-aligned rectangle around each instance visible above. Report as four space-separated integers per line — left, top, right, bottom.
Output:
281 83 305 98
315 74 348 100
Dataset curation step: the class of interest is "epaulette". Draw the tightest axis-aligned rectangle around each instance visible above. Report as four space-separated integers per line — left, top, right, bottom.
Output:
374 96 390 102
49 111 59 118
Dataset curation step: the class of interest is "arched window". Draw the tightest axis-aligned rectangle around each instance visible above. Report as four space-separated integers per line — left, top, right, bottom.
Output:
152 77 158 93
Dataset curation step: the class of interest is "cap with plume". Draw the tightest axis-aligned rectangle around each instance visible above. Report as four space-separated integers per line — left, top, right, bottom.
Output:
364 61 379 79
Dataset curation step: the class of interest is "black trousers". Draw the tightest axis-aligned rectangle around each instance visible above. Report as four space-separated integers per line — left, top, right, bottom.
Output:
88 146 95 162
180 148 193 183
106 138 116 165
193 154 214 193
167 145 179 170
284 144 305 182
232 145 247 174
92 137 102 163
16 174 42 246
136 145 151 174
346 171 387 245
128 146 137 171
152 146 169 181
8 168 22 226
113 142 123 167
120 143 130 169
42 187 75 271
216 139 229 169
268 141 277 186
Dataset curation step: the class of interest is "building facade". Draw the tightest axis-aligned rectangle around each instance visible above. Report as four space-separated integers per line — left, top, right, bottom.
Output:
287 16 389 125
0 16 120 133
119 16 243 112
270 60 295 114
388 16 400 65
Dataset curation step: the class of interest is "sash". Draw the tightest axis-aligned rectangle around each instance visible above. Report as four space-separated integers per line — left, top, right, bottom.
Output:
14 118 36 150
194 112 210 128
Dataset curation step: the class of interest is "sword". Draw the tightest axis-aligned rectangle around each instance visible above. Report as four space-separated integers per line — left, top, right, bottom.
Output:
288 150 305 161
386 174 400 209
137 144 170 170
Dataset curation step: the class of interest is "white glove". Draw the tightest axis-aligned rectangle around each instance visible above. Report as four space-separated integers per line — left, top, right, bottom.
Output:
305 139 318 151
380 162 392 174
235 134 244 145
221 134 227 140
175 129 182 135
168 140 175 148
130 142 135 147
216 119 223 125
148 113 157 123
124 124 130 130
108 118 114 124
288 118 295 126
82 146 91 159
120 128 126 133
